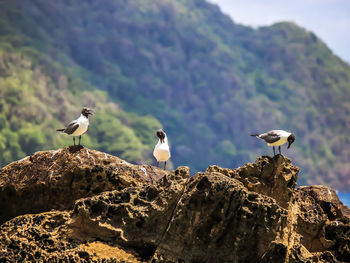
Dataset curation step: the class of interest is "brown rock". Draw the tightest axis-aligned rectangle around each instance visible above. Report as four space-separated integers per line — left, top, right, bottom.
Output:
295 186 350 262
153 171 288 262
0 146 167 224
69 166 189 260
207 155 299 208
0 211 141 262
0 150 349 262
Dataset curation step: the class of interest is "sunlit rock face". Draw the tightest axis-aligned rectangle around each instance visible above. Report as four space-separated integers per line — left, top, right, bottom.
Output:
0 146 167 224
0 150 349 262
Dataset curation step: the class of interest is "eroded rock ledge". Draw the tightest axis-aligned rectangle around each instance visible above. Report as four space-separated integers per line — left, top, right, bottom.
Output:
0 147 349 262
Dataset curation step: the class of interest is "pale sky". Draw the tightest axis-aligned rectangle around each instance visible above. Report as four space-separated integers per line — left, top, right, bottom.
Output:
208 0 350 64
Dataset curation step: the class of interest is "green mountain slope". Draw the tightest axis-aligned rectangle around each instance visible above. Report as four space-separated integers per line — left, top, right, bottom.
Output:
0 40 161 166
1 0 350 190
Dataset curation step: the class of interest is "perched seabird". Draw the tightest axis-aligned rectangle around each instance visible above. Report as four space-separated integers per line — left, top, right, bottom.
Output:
56 107 93 146
251 130 295 156
153 129 171 169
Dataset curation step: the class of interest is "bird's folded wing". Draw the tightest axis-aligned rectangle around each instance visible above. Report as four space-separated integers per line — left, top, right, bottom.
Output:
260 132 280 143
64 120 79 134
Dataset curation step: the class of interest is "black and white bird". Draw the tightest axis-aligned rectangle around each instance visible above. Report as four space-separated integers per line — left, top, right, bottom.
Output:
56 107 93 146
251 130 295 156
153 129 171 169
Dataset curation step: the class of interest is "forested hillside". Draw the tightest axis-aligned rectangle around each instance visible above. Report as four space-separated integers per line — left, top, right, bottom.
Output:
1 0 350 190
0 41 161 166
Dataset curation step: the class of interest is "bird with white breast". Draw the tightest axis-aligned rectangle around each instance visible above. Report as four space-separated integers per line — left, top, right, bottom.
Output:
251 130 295 156
153 129 171 169
56 107 93 146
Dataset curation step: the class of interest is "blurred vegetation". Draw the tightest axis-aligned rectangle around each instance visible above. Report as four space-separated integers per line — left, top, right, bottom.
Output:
0 0 350 190
0 42 161 166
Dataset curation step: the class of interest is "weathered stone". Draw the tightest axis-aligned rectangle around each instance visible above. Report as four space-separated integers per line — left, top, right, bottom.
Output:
0 150 349 262
294 185 350 262
68 166 189 260
207 155 299 208
153 171 288 262
0 146 167 224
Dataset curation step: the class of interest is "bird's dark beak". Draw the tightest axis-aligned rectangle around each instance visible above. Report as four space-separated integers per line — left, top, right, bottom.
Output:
287 142 292 149
88 109 94 115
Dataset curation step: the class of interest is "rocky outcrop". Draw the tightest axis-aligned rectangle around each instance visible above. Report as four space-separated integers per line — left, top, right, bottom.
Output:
0 146 167 224
0 149 349 262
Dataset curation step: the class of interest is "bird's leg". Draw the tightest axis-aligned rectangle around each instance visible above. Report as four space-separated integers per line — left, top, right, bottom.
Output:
79 135 81 146
279 146 281 155
73 136 76 146
273 146 275 156
157 162 159 167
164 161 167 170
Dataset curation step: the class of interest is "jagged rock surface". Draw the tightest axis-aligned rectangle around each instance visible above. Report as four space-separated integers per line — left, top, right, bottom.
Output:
0 150 349 263
0 146 167 224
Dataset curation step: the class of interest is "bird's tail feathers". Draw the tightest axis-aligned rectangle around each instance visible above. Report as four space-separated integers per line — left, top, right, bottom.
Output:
250 134 259 137
56 128 65 132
